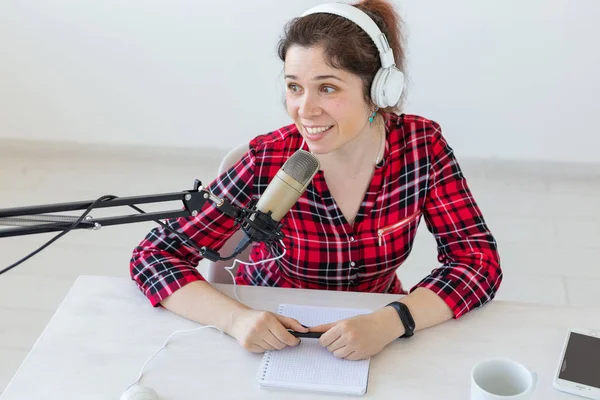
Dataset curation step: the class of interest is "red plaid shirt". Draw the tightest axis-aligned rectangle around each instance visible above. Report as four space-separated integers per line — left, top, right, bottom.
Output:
130 113 502 318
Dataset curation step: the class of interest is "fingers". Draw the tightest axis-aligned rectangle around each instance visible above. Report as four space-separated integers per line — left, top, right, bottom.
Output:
259 339 278 351
276 315 309 333
264 330 289 350
239 311 330 354
327 335 346 353
308 322 335 333
333 346 354 359
242 335 282 353
345 352 364 361
248 343 267 353
319 324 342 347
269 322 301 347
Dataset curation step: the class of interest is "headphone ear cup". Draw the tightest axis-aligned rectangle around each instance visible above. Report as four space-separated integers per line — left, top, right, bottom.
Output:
370 67 388 108
381 67 404 108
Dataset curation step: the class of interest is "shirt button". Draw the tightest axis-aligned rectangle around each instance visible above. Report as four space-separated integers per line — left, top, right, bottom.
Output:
350 280 357 286
350 261 356 267
350 237 355 242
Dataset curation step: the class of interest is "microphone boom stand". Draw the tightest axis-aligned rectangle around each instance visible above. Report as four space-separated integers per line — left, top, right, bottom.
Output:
0 179 284 264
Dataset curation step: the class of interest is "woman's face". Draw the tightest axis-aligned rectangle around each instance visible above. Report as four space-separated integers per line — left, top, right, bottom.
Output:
284 45 373 156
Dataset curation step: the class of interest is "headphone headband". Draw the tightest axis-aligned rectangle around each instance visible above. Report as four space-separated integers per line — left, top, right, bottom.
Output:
300 2 396 69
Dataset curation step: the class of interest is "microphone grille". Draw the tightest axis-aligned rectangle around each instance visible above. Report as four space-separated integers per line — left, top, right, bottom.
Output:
281 150 320 185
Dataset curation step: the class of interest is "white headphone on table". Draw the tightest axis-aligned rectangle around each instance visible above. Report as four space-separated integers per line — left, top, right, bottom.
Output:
301 2 404 109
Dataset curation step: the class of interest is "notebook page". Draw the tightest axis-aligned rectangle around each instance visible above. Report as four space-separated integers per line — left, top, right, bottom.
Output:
258 304 372 394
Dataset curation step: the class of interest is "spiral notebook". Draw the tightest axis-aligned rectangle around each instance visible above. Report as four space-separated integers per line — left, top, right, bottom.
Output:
257 304 372 396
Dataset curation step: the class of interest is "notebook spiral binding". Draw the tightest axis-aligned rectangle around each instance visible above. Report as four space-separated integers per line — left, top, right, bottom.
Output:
258 305 284 381
258 349 273 380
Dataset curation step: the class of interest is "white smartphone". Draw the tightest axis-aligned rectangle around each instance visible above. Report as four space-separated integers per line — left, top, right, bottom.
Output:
553 328 600 399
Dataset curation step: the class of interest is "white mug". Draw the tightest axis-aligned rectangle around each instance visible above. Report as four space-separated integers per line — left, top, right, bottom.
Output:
471 358 538 399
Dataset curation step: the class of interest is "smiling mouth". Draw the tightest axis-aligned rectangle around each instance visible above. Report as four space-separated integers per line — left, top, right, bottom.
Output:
303 125 333 136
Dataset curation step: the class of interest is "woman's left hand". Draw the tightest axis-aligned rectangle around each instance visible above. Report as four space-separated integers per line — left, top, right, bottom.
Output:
308 306 404 360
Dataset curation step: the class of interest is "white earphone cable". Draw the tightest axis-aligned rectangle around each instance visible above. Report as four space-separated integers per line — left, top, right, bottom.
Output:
124 239 287 392
224 239 287 302
124 325 224 392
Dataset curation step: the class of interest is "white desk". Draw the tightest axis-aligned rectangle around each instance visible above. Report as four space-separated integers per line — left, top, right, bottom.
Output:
1 275 598 399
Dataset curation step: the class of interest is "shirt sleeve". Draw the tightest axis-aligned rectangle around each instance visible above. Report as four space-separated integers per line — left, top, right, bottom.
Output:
129 145 257 307
412 122 503 318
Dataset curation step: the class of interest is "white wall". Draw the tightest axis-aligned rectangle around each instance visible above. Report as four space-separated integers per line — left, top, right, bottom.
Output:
0 0 598 163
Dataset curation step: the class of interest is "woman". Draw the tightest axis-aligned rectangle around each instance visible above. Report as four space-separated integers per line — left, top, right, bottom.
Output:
130 0 502 361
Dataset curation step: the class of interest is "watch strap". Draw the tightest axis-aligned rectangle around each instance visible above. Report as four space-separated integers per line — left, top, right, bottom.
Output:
386 301 415 338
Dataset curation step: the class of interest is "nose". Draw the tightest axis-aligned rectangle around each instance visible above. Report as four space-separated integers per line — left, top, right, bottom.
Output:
297 92 321 119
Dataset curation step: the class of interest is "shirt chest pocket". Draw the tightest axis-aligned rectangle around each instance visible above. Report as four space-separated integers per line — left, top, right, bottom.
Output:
376 211 422 265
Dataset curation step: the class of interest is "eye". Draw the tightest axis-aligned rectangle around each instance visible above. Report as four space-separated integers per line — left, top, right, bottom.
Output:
321 85 336 94
287 83 301 93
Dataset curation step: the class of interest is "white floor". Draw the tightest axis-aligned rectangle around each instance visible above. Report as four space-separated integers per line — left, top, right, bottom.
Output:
1 139 599 394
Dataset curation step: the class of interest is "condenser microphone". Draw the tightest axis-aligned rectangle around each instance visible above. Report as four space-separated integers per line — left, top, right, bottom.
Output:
254 149 320 222
231 149 320 255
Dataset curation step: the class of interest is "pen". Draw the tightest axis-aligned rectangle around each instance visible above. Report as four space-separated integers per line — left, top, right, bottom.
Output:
288 329 323 339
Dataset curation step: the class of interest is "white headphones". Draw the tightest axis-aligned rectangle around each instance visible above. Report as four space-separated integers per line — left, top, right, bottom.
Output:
301 2 405 109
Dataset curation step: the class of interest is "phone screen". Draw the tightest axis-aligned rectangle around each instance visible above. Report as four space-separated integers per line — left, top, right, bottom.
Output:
559 332 600 388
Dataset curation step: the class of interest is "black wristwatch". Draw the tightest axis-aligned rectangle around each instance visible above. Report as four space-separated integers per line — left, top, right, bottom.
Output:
386 301 415 338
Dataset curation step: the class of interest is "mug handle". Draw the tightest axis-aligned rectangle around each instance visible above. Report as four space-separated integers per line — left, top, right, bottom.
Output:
526 371 538 395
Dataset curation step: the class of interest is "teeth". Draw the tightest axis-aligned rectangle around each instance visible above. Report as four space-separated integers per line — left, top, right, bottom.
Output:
305 125 332 135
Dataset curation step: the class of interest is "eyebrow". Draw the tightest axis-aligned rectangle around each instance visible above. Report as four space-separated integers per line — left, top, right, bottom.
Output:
284 74 345 82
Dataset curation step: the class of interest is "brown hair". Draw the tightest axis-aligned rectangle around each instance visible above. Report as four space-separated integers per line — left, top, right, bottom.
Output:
276 0 407 114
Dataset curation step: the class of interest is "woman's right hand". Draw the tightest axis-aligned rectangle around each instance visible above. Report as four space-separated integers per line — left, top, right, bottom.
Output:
230 309 309 353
